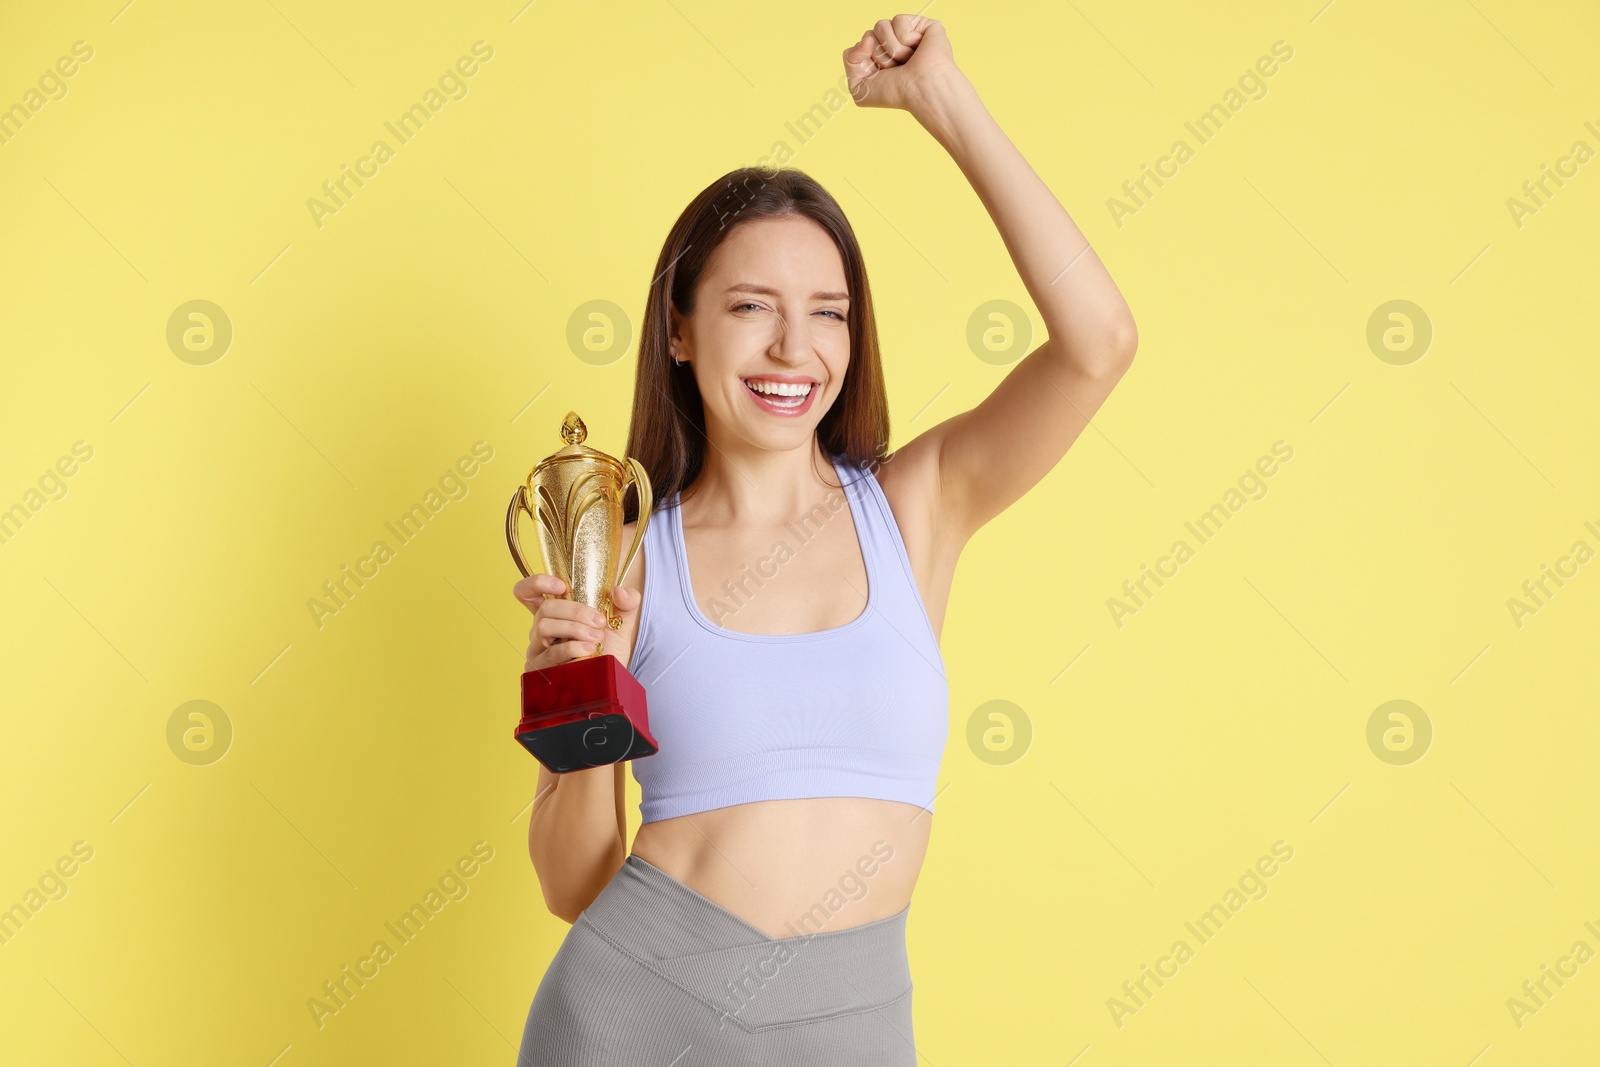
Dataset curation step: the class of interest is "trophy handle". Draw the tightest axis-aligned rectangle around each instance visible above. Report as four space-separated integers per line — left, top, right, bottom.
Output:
613 457 652 600
505 485 535 579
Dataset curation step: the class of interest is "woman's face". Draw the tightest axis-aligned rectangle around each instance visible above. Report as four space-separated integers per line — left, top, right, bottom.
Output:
671 215 851 453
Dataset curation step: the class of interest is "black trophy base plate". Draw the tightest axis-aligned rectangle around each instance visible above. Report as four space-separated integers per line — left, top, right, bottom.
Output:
516 713 659 774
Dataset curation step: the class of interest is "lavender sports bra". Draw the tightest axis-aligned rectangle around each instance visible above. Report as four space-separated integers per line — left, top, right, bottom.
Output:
626 455 949 824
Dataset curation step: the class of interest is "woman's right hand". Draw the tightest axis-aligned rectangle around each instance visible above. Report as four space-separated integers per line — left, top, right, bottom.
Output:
512 573 640 672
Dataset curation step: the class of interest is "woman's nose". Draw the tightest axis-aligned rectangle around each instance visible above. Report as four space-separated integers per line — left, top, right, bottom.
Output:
768 311 809 362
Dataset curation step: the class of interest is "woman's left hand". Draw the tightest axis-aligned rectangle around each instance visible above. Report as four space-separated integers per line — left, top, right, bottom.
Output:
842 15 961 115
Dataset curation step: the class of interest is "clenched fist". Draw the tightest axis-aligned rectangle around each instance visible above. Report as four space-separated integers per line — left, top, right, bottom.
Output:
842 15 960 114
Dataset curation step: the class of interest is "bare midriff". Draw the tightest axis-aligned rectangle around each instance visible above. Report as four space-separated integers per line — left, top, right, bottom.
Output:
629 795 932 940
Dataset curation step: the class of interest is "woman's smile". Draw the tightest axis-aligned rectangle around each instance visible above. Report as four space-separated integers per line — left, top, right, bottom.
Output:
741 374 821 417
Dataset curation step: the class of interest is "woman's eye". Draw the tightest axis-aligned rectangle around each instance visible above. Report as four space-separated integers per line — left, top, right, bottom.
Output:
818 309 845 320
733 302 763 312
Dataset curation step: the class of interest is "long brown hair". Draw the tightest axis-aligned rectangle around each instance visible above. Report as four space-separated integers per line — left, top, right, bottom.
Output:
622 166 889 522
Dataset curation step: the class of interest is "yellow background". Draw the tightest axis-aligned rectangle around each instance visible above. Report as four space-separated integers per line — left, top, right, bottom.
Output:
2 0 1597 1063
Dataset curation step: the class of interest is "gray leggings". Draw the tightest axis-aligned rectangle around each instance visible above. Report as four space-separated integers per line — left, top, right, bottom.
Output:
517 854 917 1065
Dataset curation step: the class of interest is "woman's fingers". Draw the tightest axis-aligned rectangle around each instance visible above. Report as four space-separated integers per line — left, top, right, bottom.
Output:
890 13 928 47
526 635 597 672
535 615 609 648
872 19 908 67
525 596 608 668
608 584 641 617
513 572 565 609
843 31 879 94
513 575 609 626
515 576 637 670
539 596 608 629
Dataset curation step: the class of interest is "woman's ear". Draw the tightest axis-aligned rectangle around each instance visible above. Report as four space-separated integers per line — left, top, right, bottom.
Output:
667 305 689 362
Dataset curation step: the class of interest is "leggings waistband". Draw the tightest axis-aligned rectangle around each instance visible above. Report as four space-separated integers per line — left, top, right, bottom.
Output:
578 854 913 1032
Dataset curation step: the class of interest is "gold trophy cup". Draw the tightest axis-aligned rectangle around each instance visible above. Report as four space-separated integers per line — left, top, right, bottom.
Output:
506 411 657 772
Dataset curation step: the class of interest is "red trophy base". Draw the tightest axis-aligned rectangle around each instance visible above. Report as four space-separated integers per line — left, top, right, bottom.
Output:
515 653 657 773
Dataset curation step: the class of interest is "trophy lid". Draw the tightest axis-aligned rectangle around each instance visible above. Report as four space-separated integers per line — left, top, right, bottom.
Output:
530 411 626 479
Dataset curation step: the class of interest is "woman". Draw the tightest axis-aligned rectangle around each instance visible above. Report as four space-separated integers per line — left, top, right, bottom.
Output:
514 15 1136 1064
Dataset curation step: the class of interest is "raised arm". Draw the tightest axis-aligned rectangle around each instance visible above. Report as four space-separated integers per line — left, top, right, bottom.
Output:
845 16 1138 545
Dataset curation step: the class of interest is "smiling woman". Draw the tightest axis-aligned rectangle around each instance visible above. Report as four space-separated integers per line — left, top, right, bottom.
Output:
628 173 888 504
513 13 1137 1064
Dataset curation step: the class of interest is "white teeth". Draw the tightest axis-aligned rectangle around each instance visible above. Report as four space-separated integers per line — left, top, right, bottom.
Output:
744 379 813 397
